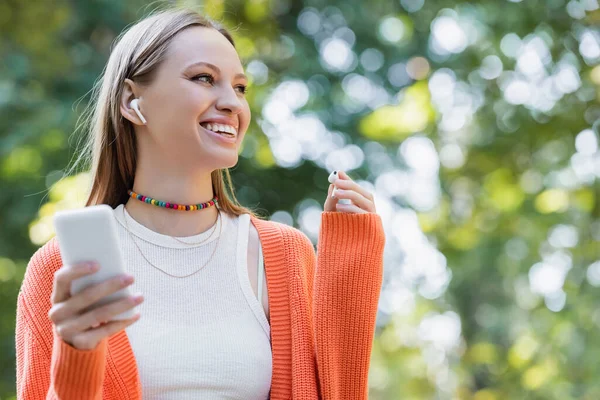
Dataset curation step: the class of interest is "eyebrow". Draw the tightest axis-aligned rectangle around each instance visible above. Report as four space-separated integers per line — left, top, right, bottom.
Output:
184 61 248 81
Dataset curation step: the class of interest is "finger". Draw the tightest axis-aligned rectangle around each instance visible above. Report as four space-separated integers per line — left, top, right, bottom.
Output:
52 274 134 323
71 314 141 351
70 274 134 313
337 170 352 180
324 183 339 212
333 189 375 212
332 176 375 202
51 262 99 304
62 293 144 336
335 202 368 214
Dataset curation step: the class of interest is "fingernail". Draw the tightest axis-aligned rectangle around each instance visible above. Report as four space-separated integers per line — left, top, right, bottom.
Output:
88 262 99 271
122 275 134 284
132 292 144 302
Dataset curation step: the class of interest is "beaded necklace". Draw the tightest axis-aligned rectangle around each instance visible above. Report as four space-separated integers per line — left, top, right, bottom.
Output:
127 189 218 211
126 189 220 246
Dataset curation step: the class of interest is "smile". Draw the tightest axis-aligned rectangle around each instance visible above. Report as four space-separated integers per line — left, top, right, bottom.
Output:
199 122 237 137
199 124 238 144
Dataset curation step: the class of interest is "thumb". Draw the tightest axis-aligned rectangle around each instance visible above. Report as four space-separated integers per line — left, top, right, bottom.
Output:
324 183 339 212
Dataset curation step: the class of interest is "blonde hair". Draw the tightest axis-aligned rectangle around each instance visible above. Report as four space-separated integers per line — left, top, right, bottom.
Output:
66 7 266 219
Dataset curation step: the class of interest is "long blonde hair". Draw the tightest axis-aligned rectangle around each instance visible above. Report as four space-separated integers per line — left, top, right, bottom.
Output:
66 7 266 219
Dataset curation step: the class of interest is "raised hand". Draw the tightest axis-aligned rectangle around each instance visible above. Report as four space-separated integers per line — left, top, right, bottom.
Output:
324 170 377 214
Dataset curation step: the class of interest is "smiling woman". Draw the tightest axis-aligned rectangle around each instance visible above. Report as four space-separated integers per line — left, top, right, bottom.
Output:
15 5 386 400
117 25 252 225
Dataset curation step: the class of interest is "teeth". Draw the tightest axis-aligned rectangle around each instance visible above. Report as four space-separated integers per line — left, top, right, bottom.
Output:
201 122 237 136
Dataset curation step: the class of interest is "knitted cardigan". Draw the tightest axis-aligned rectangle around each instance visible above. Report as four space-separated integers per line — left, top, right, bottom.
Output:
16 211 386 399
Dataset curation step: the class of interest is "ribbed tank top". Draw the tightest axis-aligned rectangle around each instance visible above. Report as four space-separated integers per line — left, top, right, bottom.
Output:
112 204 272 399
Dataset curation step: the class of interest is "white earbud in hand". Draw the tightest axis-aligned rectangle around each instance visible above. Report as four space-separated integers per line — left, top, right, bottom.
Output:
328 170 352 205
130 99 147 124
328 171 339 198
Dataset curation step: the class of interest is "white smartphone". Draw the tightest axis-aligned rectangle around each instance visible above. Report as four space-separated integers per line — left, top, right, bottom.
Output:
53 204 136 321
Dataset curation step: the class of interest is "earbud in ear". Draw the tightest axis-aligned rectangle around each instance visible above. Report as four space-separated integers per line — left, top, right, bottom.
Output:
129 99 147 124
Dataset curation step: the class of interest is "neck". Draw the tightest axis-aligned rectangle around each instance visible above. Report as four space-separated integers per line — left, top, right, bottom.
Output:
124 171 219 238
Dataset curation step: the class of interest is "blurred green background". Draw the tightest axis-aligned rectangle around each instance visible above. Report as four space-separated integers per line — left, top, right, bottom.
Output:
1 0 599 398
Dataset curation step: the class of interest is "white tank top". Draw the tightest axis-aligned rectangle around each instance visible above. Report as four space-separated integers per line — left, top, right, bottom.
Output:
113 205 272 399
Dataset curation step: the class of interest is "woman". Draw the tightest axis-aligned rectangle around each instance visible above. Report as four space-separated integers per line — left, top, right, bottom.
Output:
15 7 385 400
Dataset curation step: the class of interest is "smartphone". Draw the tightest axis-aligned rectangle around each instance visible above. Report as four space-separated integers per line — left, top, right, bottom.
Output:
53 204 136 321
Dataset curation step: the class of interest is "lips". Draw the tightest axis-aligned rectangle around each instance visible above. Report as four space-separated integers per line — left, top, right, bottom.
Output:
199 124 237 144
199 122 237 137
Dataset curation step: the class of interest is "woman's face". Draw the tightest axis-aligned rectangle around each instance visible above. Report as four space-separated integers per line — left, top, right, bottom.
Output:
127 26 251 171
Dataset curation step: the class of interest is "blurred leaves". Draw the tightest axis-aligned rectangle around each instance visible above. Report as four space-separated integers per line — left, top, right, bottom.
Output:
359 81 435 141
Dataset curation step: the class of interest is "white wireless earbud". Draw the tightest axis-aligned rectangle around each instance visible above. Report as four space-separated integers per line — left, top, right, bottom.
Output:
328 170 339 198
129 98 147 124
328 170 352 205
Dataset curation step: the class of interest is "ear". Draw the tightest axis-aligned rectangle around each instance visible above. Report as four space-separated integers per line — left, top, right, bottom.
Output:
120 78 145 126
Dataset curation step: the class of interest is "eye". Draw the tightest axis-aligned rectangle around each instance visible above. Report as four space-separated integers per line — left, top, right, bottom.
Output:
192 73 248 95
192 73 214 84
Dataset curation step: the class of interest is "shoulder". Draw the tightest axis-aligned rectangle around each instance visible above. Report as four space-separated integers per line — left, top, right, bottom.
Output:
19 237 62 309
250 216 312 246
249 215 315 254
28 236 62 274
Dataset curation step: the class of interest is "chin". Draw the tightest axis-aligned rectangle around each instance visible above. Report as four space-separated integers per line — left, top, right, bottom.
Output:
222 156 239 169
202 154 239 170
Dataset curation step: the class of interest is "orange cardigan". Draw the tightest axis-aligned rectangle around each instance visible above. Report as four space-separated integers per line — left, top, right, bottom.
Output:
16 211 385 399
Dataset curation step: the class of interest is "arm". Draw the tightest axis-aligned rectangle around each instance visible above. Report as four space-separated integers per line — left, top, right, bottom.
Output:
15 293 52 400
16 242 108 400
311 211 386 399
16 294 108 400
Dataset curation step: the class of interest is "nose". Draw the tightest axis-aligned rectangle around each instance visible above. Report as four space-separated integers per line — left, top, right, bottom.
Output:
215 85 243 115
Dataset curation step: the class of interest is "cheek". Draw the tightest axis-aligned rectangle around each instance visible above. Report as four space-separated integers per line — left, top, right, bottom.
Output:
155 82 213 117
182 91 213 117
188 86 214 106
143 86 187 126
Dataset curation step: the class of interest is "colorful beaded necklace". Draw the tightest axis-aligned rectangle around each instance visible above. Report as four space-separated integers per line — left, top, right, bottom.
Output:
127 189 218 211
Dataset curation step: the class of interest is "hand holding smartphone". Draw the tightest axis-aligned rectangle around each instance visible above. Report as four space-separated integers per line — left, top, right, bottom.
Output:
50 204 143 350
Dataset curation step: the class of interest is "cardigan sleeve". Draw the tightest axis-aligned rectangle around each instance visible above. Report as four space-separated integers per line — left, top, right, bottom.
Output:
16 240 108 400
309 211 386 399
